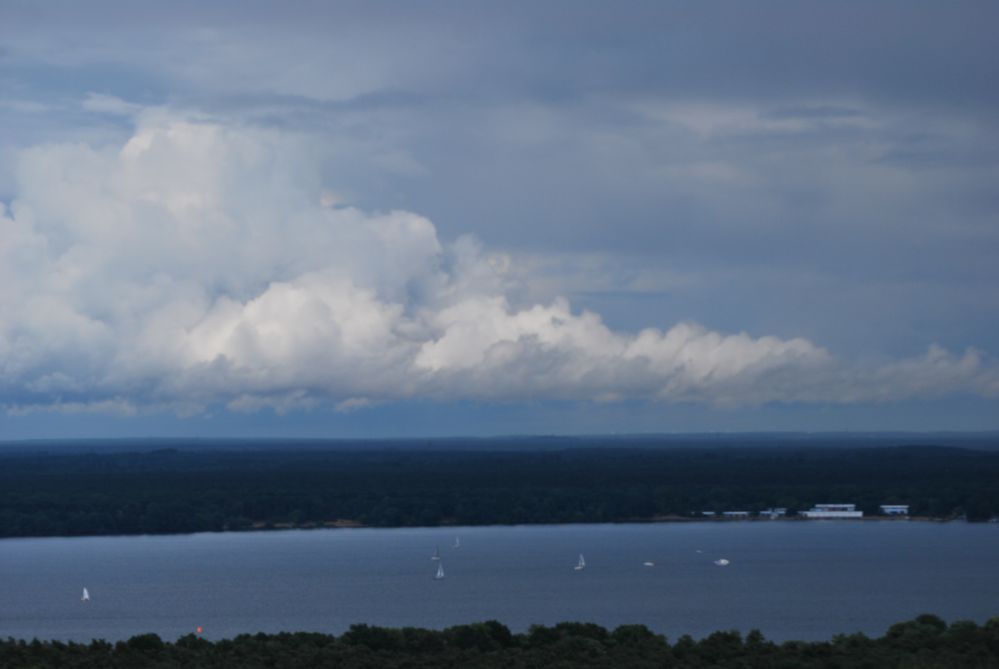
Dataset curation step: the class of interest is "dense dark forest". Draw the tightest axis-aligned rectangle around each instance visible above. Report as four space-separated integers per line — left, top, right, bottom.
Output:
3 614 998 668
1 439 998 538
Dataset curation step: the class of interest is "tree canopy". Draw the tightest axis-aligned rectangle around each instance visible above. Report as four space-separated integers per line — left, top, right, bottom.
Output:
2 615 998 668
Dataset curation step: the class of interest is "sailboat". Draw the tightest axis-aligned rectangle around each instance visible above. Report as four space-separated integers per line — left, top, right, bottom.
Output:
434 562 445 580
81 587 90 602
574 554 586 571
452 537 460 549
431 545 441 560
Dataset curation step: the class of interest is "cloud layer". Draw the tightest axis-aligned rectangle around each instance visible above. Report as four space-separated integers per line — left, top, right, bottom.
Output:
1 112 996 416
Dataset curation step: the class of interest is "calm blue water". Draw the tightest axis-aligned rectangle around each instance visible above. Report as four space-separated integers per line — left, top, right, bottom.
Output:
1 522 997 642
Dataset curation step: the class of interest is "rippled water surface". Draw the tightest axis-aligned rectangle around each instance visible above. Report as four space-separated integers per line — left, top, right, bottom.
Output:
2 521 997 641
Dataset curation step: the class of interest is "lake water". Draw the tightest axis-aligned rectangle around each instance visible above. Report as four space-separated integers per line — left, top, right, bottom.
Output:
1 522 997 642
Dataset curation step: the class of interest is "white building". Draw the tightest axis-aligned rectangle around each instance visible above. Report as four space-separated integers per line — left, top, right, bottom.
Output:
760 508 787 518
880 504 909 516
800 503 863 519
722 511 750 518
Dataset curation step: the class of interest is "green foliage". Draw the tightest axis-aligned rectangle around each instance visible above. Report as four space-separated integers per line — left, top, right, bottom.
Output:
443 621 514 651
3 616 998 668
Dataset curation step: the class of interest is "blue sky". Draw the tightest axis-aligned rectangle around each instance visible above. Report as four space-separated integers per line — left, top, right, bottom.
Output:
1 1 997 438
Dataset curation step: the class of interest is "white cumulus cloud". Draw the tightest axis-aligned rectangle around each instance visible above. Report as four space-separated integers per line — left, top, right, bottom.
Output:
1 111 996 415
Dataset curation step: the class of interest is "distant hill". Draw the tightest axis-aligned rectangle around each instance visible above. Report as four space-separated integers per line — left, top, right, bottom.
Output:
2 431 998 454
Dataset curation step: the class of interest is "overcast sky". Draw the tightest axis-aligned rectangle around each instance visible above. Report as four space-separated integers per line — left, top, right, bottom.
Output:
1 1 997 438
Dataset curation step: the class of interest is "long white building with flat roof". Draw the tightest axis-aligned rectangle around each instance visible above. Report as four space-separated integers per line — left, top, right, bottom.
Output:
880 504 909 516
800 503 863 519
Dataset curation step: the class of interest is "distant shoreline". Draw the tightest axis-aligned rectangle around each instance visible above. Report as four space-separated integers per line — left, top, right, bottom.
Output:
246 514 966 532
3 444 996 540
0 514 983 542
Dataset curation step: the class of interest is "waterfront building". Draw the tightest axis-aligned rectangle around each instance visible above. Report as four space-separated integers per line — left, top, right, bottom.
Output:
879 504 909 516
800 503 863 519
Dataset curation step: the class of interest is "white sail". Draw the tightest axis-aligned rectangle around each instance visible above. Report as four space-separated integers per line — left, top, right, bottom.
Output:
431 545 440 560
452 537 460 549
435 562 445 580
574 554 586 570
81 587 90 602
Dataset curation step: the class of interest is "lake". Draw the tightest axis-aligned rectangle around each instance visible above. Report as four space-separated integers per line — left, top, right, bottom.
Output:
1 521 997 642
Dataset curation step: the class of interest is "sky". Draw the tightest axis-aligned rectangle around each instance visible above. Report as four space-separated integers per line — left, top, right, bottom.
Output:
1 0 997 438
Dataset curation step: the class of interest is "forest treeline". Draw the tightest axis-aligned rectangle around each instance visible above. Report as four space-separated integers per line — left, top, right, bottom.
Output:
2 614 999 668
1 443 998 538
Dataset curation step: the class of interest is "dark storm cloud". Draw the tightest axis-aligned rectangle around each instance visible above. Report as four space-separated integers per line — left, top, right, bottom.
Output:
0 0 997 431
